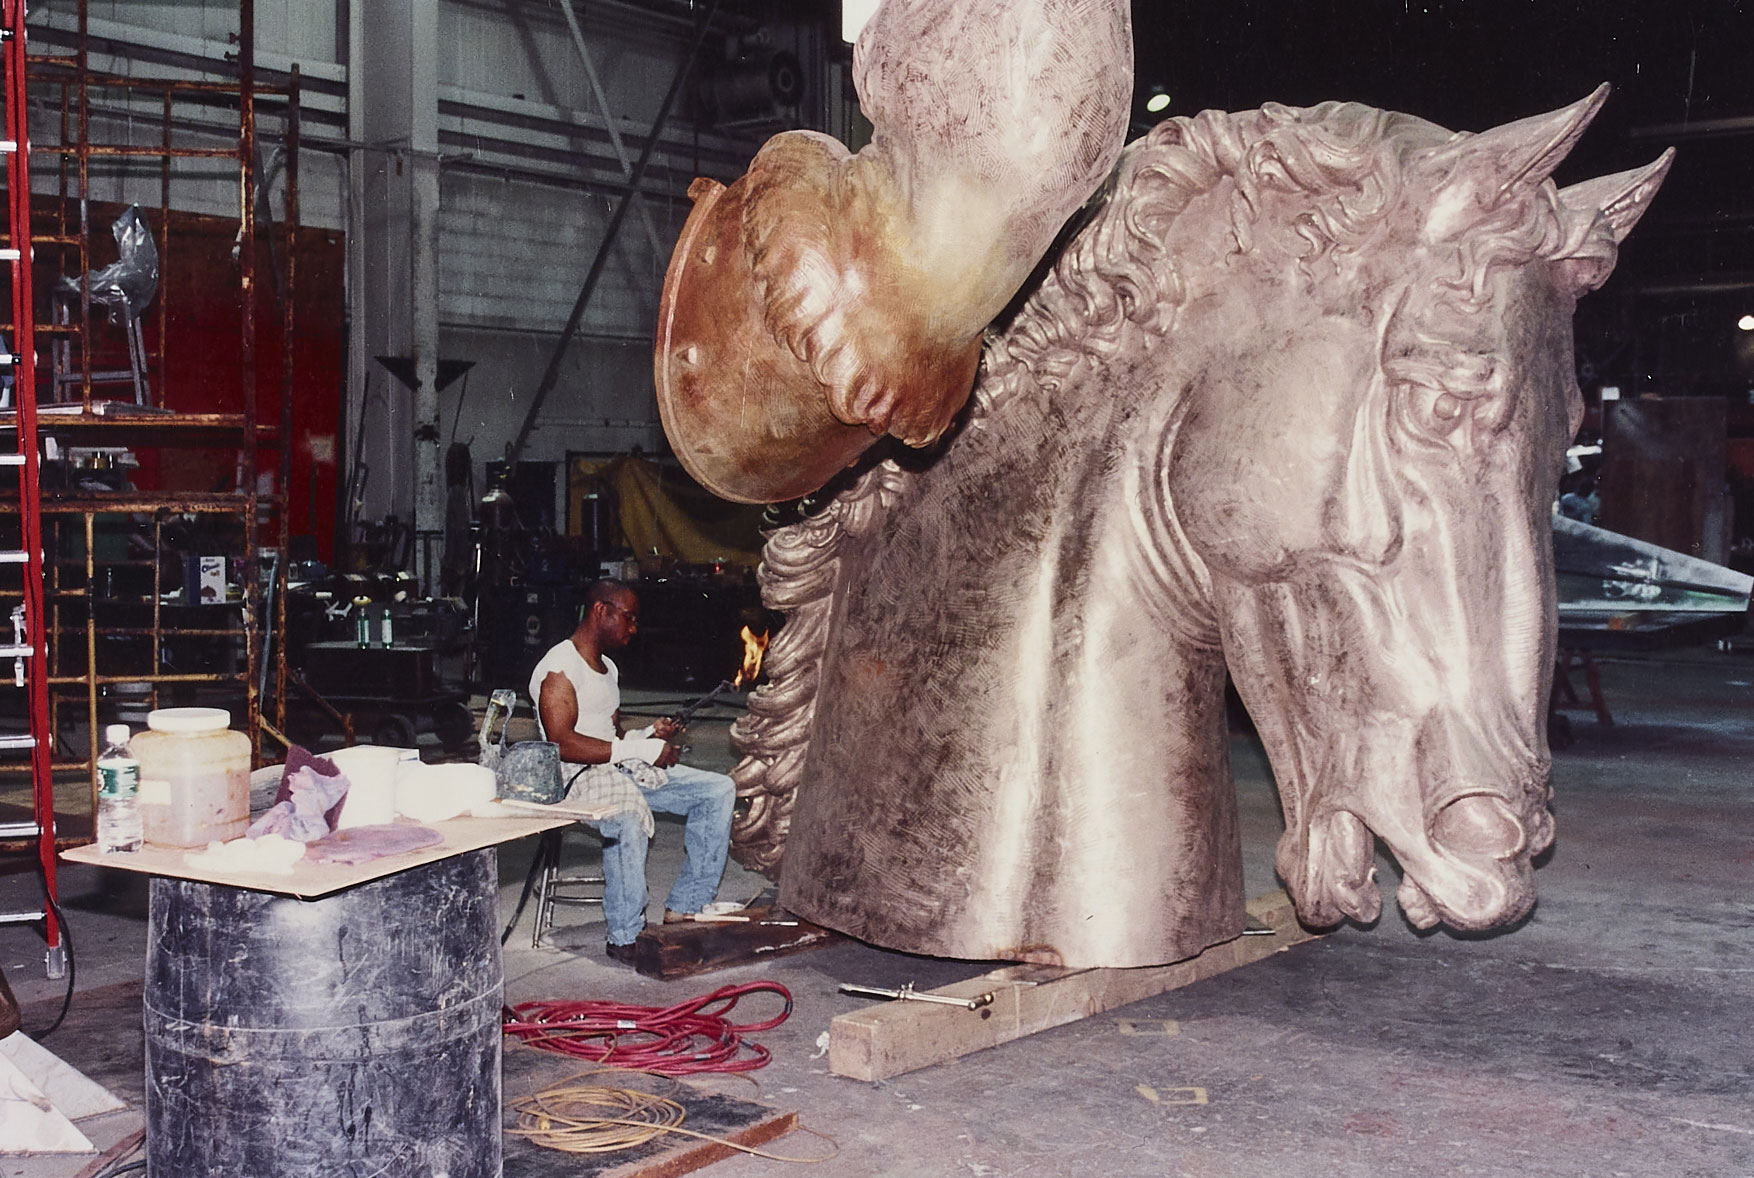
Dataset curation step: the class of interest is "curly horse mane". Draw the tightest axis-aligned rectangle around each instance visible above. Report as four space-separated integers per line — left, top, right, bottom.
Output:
726 101 1614 873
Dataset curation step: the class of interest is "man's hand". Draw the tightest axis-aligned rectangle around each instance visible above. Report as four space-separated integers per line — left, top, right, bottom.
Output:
651 717 682 742
655 742 681 769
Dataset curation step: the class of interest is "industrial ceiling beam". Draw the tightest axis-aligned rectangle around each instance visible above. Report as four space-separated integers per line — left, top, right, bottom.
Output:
448 0 754 40
504 0 721 466
1632 114 1754 141
551 0 668 261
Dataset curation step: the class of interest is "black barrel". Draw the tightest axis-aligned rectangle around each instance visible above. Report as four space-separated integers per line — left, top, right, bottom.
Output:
145 850 502 1177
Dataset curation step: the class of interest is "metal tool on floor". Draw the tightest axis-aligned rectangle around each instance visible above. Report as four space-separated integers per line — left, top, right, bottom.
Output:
839 981 996 1010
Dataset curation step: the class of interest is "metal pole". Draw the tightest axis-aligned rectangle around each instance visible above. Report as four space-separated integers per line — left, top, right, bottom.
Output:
75 0 89 408
238 0 260 759
277 66 298 734
504 0 720 466
159 90 171 398
553 0 667 262
409 0 443 596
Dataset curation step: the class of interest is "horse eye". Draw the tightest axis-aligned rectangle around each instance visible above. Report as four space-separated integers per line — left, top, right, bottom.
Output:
1407 385 1468 438
1388 383 1470 452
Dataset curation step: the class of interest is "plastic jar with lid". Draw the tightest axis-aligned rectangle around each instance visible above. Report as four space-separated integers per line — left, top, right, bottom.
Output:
133 707 252 848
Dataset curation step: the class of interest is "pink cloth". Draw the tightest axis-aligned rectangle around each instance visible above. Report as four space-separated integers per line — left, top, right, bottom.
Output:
303 823 443 865
247 762 350 842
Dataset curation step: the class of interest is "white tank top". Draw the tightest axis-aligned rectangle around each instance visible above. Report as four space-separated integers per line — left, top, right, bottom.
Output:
528 640 619 741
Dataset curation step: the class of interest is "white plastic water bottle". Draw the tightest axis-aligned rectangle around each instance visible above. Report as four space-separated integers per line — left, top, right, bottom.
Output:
96 723 143 853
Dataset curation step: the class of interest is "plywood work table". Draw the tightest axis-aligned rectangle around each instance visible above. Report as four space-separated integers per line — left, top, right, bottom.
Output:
61 812 573 898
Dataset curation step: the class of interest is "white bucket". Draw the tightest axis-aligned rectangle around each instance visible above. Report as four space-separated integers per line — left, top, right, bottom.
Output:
325 746 404 829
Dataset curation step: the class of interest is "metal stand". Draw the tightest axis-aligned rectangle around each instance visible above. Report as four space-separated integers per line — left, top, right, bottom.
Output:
519 826 604 949
50 296 150 405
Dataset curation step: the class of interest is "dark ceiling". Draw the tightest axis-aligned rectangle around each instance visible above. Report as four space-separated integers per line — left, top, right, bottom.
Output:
750 2 1754 396
1128 0 1754 398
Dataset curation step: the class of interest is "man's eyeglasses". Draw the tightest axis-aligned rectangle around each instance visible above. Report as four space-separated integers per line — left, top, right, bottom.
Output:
603 602 638 625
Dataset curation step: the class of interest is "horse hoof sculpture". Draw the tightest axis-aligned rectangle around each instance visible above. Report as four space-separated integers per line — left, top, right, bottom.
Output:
659 1 1674 969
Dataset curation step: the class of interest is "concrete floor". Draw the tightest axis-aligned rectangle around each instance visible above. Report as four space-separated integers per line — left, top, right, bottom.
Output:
4 656 1753 1177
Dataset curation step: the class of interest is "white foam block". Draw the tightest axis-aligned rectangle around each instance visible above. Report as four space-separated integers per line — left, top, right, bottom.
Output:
185 832 305 875
0 1031 126 1120
0 1050 95 1154
396 762 497 823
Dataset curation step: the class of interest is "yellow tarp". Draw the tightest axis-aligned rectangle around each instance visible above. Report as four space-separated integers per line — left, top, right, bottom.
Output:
569 455 765 567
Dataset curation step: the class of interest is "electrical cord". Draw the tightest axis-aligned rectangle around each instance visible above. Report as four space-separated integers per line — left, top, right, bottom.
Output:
511 1080 686 1154
502 981 793 1076
499 846 544 946
24 863 73 1040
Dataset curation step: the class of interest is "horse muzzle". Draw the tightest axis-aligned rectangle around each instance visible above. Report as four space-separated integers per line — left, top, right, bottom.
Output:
1384 785 1554 929
1362 704 1554 928
1277 705 1554 934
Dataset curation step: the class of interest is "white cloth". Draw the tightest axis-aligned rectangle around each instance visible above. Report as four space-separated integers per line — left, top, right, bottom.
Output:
557 763 654 837
612 736 669 765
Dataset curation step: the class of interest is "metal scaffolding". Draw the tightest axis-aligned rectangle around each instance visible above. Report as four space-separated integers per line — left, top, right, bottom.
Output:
0 0 296 867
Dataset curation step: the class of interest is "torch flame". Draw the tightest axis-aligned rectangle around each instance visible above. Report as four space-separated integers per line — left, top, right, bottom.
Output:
733 625 770 689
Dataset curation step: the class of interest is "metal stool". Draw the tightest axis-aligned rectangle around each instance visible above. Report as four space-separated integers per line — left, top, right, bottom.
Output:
504 826 605 949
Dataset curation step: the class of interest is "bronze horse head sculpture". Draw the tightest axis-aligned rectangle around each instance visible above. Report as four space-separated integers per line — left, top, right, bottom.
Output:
681 90 1671 970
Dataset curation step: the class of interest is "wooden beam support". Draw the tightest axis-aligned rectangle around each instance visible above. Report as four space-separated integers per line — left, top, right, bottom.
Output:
594 1108 799 1178
828 890 1318 1081
631 903 838 979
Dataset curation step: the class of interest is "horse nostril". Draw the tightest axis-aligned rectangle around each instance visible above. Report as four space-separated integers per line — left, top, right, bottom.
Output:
1431 794 1525 859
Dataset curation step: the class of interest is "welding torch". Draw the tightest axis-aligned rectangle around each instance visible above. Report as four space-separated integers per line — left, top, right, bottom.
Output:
669 679 732 730
655 679 731 757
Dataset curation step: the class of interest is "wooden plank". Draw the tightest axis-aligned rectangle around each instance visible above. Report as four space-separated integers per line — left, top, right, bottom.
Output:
595 1109 799 1178
828 890 1318 1081
60 812 571 898
632 905 838 980
71 1129 145 1178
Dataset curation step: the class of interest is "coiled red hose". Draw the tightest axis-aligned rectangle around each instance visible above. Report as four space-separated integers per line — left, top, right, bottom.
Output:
502 981 794 1075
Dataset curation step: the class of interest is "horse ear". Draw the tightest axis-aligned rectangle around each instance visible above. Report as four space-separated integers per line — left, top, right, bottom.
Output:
1557 149 1676 243
1418 85 1610 238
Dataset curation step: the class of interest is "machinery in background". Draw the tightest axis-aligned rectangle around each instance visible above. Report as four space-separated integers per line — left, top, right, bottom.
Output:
1550 515 1754 744
1554 515 1753 649
478 549 771 697
292 461 776 755
467 465 774 697
281 566 475 753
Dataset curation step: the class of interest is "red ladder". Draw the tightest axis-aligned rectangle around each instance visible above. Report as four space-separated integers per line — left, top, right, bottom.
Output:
0 0 63 978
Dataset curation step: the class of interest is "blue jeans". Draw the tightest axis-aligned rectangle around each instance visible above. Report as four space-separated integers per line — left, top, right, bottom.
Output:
589 764 735 946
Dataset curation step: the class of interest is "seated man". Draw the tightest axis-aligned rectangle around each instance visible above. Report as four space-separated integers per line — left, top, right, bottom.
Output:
529 579 736 964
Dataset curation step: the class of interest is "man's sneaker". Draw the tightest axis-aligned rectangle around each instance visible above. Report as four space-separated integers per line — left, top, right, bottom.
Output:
604 940 638 965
